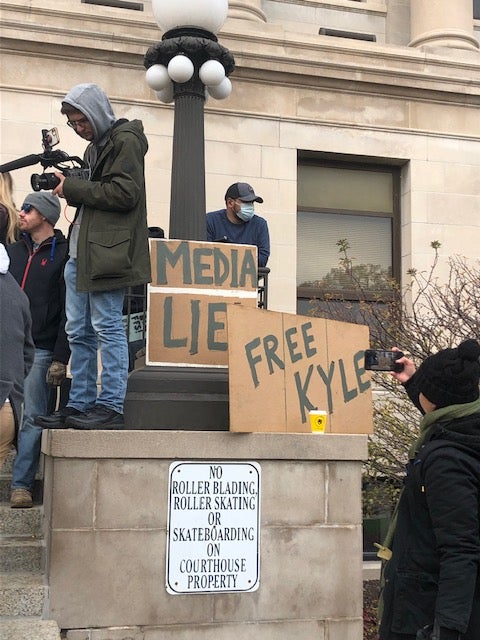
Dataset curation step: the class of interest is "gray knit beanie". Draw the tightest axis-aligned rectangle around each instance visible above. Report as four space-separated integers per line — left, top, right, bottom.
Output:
24 192 61 226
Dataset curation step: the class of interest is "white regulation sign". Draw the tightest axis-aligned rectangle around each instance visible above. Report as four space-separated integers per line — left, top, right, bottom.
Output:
166 461 261 594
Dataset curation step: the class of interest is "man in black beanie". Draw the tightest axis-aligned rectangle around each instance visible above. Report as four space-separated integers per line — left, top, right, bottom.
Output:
378 339 480 640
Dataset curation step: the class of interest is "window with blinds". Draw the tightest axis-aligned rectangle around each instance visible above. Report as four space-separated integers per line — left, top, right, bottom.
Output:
296 161 401 310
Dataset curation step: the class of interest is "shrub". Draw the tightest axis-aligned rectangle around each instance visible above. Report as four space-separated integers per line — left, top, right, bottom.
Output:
309 240 480 514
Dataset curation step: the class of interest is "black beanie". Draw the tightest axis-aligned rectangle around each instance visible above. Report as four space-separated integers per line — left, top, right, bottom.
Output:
416 339 480 408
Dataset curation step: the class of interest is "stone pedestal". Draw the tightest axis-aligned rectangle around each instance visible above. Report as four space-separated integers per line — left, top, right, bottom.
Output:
42 430 367 640
410 0 479 50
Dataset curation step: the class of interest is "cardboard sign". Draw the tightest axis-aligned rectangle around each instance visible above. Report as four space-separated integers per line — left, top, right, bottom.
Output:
227 306 372 434
147 239 258 367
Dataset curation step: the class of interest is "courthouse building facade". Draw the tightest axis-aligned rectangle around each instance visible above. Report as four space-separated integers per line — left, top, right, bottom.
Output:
2 0 480 314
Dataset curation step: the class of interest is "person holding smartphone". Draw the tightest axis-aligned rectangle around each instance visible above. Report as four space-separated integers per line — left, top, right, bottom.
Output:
378 340 480 640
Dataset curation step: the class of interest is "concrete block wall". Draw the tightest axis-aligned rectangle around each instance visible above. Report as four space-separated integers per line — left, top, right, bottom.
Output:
41 431 367 639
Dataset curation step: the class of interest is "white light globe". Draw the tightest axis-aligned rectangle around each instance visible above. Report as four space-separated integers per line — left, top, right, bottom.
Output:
199 60 225 87
207 76 232 100
152 0 228 35
155 83 174 104
146 64 170 91
168 55 194 84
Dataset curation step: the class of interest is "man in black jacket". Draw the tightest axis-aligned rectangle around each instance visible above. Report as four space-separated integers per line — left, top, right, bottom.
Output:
7 192 69 508
379 340 480 640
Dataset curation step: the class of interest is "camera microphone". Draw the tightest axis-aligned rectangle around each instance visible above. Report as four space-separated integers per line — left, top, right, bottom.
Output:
0 155 41 173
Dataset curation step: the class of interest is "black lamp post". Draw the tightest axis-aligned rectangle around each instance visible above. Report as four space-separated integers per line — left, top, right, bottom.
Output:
144 0 235 240
124 1 235 430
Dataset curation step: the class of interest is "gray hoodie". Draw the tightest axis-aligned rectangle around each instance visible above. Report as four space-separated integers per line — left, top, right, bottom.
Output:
62 83 116 143
60 86 150 292
62 83 117 257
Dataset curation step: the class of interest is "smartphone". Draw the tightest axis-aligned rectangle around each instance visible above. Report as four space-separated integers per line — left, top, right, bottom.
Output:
364 349 404 372
42 127 60 149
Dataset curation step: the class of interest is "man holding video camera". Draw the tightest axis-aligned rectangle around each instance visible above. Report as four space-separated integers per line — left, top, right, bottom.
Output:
36 83 150 430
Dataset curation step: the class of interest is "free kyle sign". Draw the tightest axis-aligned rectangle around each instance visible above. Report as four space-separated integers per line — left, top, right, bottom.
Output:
227 305 372 434
146 239 258 367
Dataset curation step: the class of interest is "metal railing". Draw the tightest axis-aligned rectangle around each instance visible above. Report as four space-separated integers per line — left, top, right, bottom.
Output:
257 266 270 309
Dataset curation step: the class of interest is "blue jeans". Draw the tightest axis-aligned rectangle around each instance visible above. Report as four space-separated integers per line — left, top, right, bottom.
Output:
12 348 52 491
64 258 127 414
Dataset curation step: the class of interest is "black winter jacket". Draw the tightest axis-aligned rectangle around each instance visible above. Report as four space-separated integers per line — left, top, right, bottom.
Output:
379 377 480 639
7 231 70 363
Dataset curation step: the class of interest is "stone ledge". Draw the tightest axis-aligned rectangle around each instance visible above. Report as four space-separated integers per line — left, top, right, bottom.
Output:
41 430 368 462
363 560 381 581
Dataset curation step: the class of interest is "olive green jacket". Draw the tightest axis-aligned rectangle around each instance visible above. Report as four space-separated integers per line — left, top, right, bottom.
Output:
63 119 151 292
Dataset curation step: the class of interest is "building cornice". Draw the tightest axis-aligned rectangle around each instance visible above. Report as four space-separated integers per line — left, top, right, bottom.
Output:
2 0 480 105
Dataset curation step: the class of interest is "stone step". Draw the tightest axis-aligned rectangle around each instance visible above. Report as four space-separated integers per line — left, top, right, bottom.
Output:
0 619 61 640
0 504 42 536
0 572 47 617
0 537 44 573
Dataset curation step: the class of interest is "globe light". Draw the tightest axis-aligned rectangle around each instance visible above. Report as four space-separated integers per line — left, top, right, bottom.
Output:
155 83 174 104
146 64 170 91
168 55 195 83
199 60 226 87
207 76 232 100
152 0 228 35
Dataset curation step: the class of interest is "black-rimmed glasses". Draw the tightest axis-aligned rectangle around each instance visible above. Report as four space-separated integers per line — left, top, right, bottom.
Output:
67 116 89 130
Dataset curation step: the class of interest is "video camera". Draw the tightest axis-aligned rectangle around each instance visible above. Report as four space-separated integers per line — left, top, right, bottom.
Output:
0 128 89 191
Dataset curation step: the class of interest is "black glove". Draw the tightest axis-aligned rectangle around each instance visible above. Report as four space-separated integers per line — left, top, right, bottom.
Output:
416 622 461 640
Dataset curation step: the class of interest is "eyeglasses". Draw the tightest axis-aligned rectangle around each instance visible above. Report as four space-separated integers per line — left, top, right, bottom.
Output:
21 204 35 213
67 116 90 130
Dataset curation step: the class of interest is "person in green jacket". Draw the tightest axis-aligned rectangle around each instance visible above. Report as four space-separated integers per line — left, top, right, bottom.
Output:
37 83 151 430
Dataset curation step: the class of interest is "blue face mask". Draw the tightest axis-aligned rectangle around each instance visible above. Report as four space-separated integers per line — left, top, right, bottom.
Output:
237 202 255 222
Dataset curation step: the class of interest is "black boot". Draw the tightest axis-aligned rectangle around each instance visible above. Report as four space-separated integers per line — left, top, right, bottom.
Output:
65 405 124 430
35 406 85 429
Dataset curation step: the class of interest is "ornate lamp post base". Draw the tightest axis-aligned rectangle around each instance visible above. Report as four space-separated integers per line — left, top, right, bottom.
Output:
124 365 229 430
